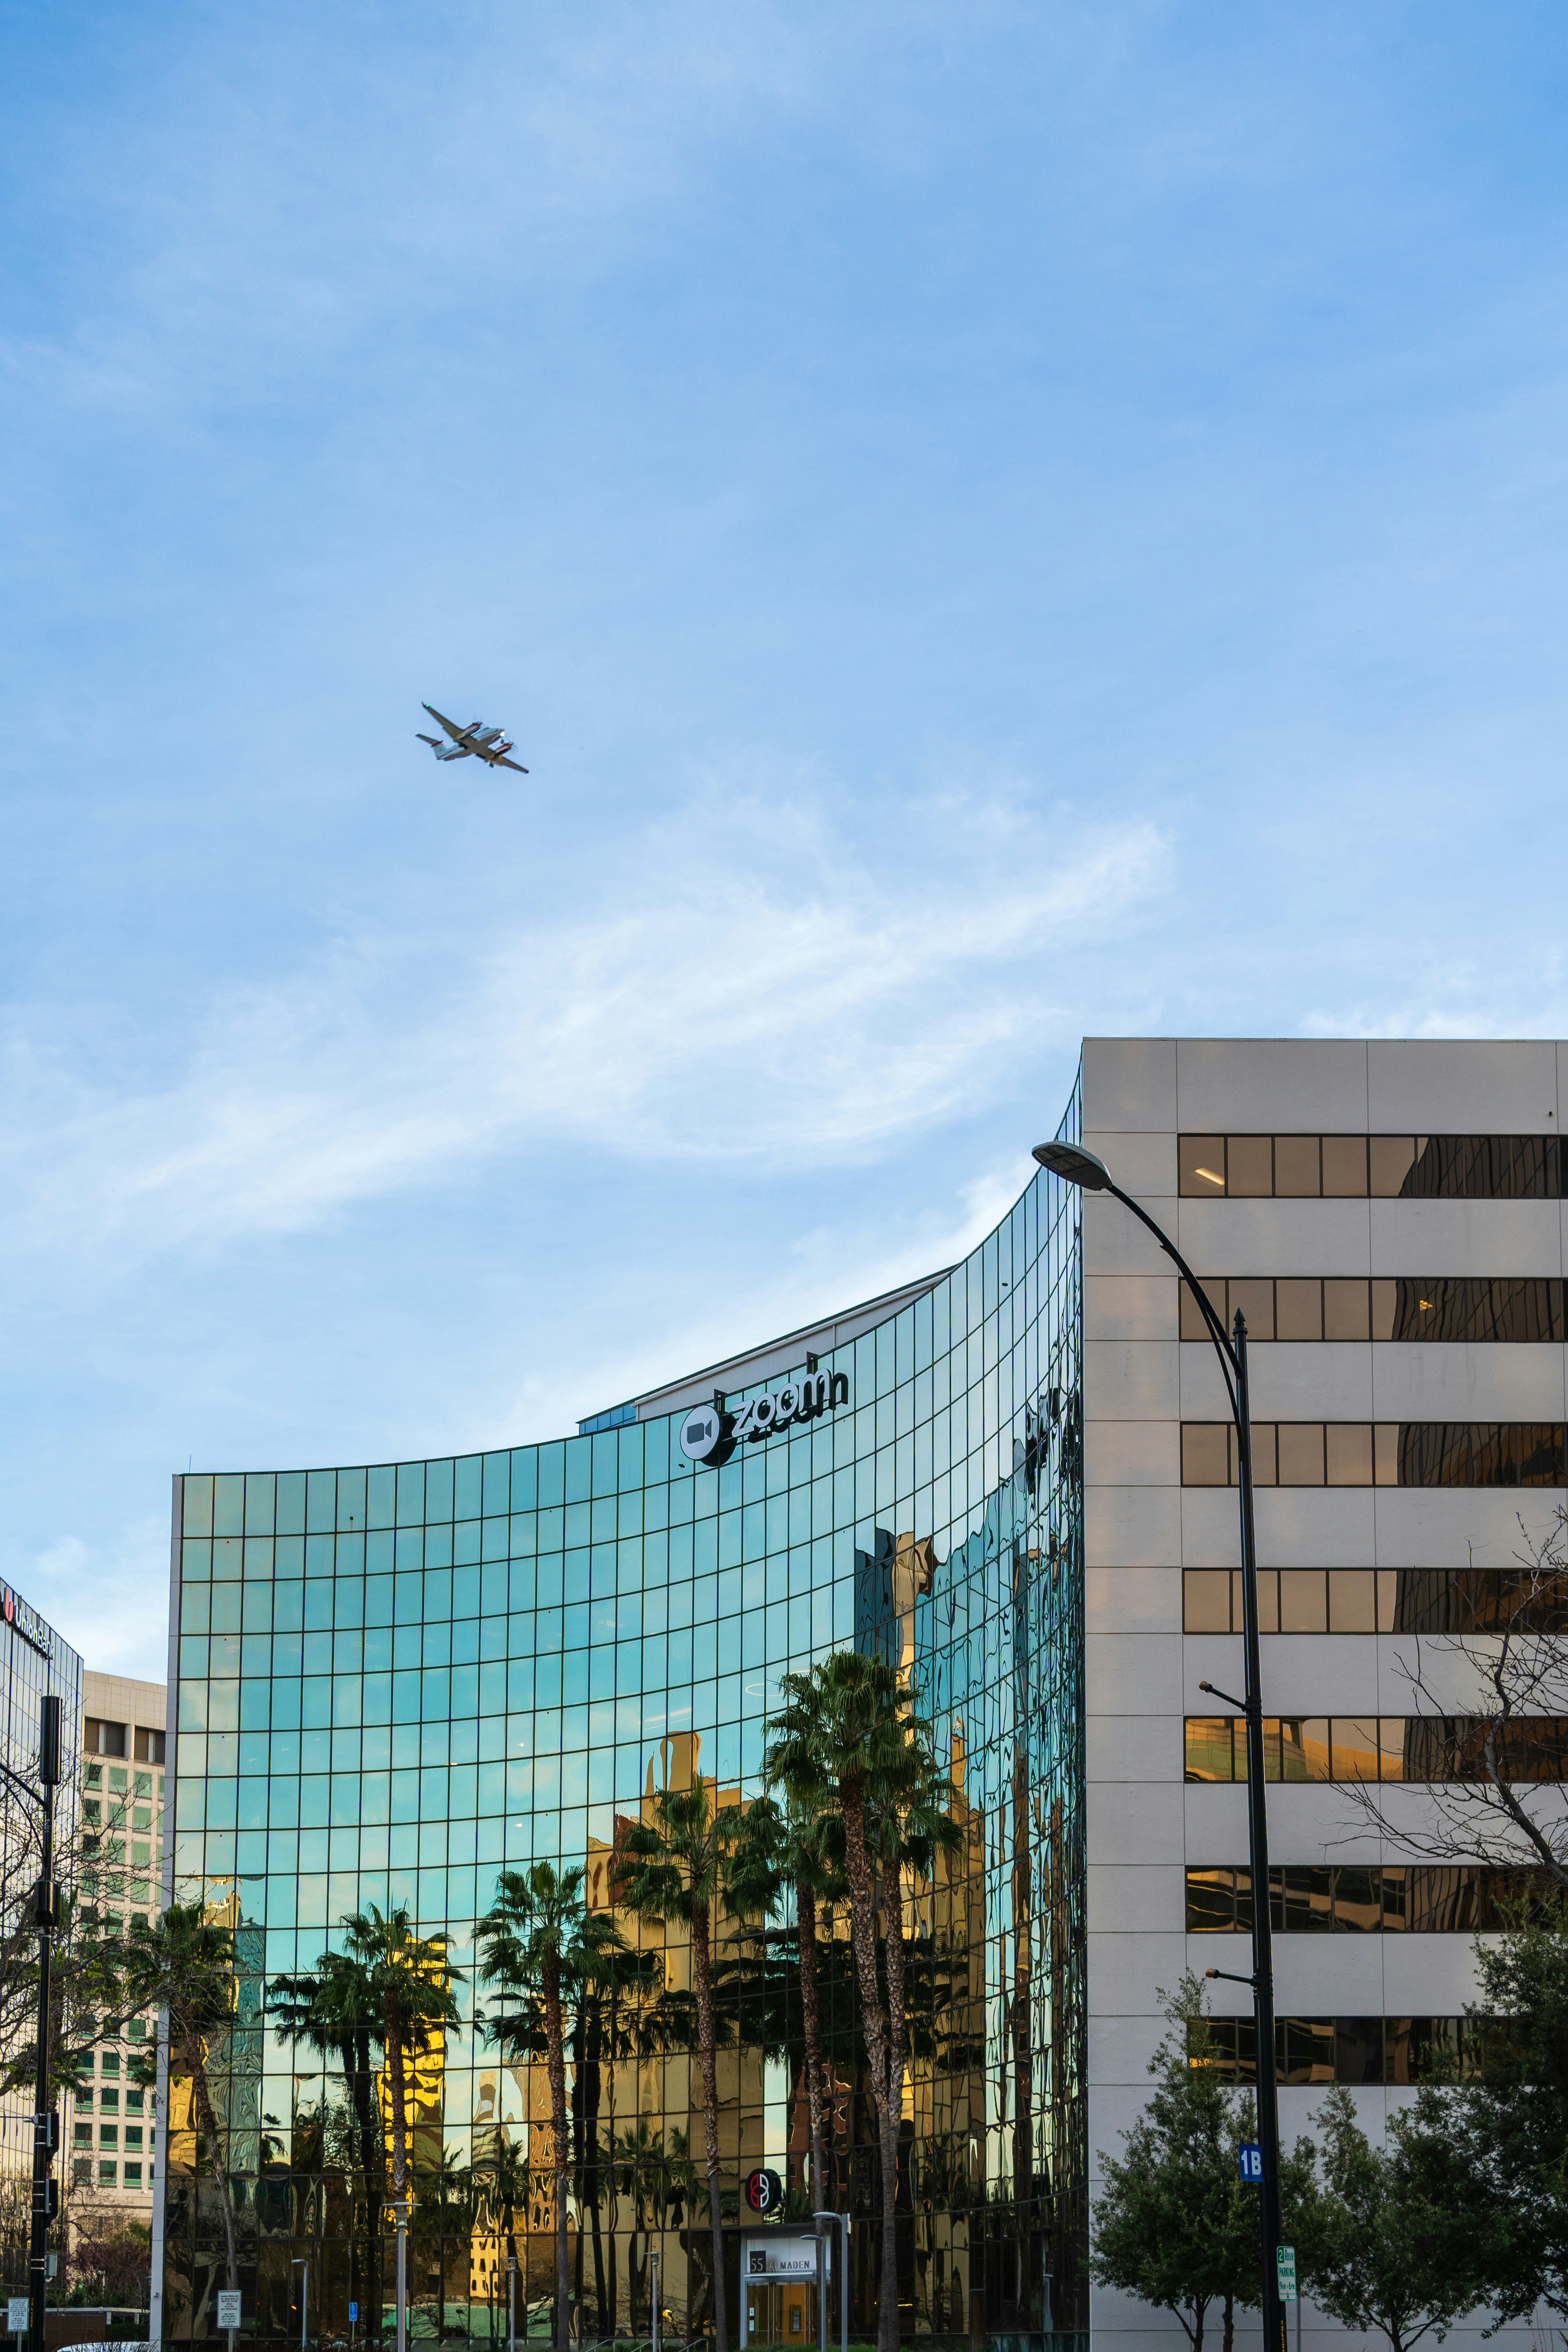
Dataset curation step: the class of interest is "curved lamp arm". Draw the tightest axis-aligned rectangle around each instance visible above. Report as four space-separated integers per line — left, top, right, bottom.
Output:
1032 1140 1240 1420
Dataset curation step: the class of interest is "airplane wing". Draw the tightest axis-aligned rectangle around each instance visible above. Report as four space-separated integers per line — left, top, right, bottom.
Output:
493 753 529 773
423 704 471 744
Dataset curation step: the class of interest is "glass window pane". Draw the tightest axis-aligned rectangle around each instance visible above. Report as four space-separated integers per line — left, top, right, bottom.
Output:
1180 1136 1227 1197
1328 1570 1376 1632
1181 1279 1224 1340
1370 1278 1398 1339
1333 1869 1381 1931
1335 2018 1385 2084
1279 1570 1328 1633
1273 1135 1320 1196
1374 1423 1400 1484
1182 1425 1230 1485
1323 1281 1370 1341
1279 2018 1334 2084
1253 1570 1279 1633
1326 1424 1374 1485
1185 1869 1238 1930
1279 1718 1323 1781
1322 1135 1368 1195
1369 1136 1417 1195
1185 1719 1237 1782
1332 1718 1381 1780
1183 1571 1233 1633
1276 1280 1322 1341
1230 1279 1274 1342
1227 1136 1273 1196
1277 1424 1325 1485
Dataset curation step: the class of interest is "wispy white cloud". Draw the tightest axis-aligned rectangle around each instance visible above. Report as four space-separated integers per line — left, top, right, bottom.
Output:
2 787 1169 1273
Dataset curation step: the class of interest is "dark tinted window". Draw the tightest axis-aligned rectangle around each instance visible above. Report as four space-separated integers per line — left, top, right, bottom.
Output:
1178 1133 1565 1199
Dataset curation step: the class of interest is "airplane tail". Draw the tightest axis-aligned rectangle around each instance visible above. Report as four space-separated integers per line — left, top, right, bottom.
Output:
416 734 442 748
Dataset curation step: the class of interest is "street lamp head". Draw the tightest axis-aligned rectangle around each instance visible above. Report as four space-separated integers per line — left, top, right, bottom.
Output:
1032 1140 1114 1191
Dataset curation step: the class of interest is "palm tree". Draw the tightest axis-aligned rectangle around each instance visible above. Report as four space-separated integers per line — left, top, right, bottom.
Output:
617 1774 744 2352
864 1744 964 2216
338 1906 464 2352
270 1947 386 2338
724 1793 842 2214
113 1903 241 2298
476 1862 626 2352
764 1651 941 2352
474 2131 533 2343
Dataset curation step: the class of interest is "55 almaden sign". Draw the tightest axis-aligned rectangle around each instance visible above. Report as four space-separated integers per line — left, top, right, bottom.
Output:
680 1368 849 1468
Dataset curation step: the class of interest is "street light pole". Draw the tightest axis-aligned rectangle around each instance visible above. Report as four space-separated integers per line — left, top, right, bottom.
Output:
292 2258 309 2352
1032 1141 1286 2352
395 2198 409 2352
22 1697 62 2352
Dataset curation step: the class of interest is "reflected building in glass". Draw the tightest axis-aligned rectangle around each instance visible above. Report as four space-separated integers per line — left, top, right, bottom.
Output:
157 1123 1089 2347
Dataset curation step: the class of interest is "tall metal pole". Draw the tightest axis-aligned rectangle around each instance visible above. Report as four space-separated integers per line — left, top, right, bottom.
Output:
1234 1315 1285 2352
396 2198 408 2352
508 2252 517 2352
28 1697 61 2352
1029 1146 1284 2352
650 2249 659 2352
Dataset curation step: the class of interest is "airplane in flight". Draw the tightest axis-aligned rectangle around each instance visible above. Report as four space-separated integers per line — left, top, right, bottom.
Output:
416 704 529 772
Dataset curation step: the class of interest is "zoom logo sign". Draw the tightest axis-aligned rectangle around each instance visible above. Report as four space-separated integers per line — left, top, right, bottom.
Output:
679 1370 850 1468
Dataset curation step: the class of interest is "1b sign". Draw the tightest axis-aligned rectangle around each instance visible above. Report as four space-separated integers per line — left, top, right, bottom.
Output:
1277 2247 1298 2302
217 2292 242 2330
1238 2143 1264 2184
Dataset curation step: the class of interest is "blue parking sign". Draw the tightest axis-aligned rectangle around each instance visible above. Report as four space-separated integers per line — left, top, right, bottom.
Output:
1238 2143 1264 2183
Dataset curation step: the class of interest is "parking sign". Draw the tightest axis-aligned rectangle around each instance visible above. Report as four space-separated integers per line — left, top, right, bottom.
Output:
217 2291 242 2330
1277 2246 1297 2302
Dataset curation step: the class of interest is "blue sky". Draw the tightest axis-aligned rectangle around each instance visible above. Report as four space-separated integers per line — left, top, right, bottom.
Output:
4 1 1567 1677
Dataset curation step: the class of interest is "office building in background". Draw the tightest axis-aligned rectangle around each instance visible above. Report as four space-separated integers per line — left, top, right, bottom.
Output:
76 1673 168 2222
162 1039 1568 2350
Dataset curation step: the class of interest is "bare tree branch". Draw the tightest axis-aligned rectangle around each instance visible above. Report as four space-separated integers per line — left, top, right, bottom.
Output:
1338 1511 1568 1888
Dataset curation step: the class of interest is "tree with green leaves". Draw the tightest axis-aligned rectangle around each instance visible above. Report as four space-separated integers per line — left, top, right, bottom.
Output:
617 1774 744 2352
111 1903 241 2299
1305 2083 1501 2352
1092 1974 1317 2352
1394 1894 1568 2331
477 1862 626 2352
270 1945 386 2337
764 1649 936 2352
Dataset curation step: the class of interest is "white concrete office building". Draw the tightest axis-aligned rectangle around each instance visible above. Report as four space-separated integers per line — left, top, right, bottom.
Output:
1083 1037 1568 2352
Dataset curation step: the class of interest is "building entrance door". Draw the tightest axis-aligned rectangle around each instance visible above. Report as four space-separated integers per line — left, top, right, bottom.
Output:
742 2278 816 2347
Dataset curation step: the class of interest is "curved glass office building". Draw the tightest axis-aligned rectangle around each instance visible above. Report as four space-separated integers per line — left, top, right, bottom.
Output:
160 1132 1087 2348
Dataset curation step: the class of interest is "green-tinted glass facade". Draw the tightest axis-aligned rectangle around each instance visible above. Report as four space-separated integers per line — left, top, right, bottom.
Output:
160 1139 1086 2348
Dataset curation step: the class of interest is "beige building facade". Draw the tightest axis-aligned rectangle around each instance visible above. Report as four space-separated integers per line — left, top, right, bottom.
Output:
74 1671 168 2225
1083 1037 1568 2352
